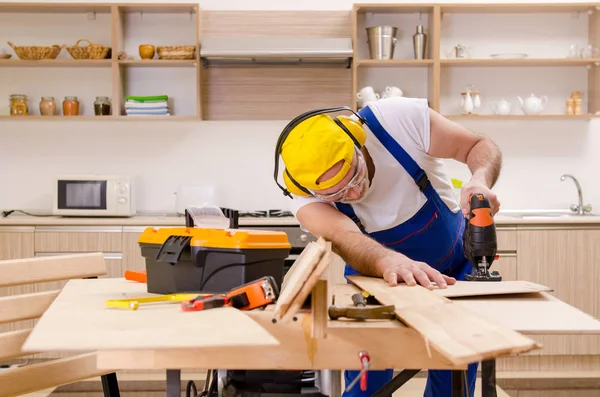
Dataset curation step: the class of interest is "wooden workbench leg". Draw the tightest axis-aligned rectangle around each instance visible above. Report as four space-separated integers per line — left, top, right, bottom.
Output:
166 369 181 397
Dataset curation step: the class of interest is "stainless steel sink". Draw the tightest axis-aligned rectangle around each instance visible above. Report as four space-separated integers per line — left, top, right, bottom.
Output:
497 209 597 218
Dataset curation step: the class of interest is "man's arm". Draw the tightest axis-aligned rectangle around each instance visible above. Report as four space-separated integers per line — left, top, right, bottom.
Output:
296 202 455 289
427 108 503 215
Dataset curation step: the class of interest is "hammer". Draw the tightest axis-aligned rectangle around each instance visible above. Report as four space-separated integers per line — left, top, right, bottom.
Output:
328 292 396 321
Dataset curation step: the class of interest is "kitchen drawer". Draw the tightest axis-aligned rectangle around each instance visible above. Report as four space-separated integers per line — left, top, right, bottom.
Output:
34 226 122 253
497 227 517 251
34 251 123 279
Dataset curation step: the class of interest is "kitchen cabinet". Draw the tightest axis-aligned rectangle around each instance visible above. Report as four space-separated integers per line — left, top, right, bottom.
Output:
121 226 150 273
0 226 35 260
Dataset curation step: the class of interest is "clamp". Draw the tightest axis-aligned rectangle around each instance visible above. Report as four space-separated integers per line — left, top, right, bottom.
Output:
345 351 371 392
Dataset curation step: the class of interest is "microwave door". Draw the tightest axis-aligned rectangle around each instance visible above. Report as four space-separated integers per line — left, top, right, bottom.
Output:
57 180 107 210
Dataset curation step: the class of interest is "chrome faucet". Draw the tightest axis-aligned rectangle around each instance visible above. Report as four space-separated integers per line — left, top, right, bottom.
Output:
560 174 592 215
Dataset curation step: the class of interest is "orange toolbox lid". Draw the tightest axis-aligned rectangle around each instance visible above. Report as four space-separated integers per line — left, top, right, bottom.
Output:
138 227 291 250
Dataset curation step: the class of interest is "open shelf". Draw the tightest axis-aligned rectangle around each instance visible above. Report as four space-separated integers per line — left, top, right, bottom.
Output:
3 2 600 121
0 59 112 67
118 60 197 67
352 2 600 119
445 114 600 120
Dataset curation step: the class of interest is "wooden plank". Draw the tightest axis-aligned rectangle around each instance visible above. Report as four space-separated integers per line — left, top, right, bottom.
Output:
200 11 351 38
279 247 333 324
0 329 36 361
0 253 107 288
96 310 462 371
272 240 326 321
0 352 111 397
0 291 60 325
21 278 279 352
348 276 541 365
432 280 552 298
201 66 352 121
456 292 600 334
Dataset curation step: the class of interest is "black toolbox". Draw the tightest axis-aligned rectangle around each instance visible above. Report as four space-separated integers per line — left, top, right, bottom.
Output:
138 213 291 295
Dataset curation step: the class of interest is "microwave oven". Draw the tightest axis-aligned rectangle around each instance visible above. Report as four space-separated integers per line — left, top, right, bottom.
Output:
52 175 137 217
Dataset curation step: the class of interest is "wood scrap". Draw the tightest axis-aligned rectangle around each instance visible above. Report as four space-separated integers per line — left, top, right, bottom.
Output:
279 249 334 324
347 275 541 366
271 238 327 321
432 280 552 298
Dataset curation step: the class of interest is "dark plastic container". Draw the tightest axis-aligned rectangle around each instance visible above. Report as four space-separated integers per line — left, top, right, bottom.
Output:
138 227 291 294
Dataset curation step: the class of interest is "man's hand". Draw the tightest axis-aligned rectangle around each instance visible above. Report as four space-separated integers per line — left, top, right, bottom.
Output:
376 252 456 290
460 179 500 217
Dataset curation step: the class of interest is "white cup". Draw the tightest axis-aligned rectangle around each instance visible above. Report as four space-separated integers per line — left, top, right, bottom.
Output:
384 86 403 97
357 86 380 104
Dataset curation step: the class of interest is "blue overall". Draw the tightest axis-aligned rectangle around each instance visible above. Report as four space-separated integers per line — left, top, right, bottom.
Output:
334 106 478 397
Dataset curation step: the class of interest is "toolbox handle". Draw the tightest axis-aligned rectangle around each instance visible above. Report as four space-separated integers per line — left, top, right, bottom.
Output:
156 235 192 265
185 207 239 229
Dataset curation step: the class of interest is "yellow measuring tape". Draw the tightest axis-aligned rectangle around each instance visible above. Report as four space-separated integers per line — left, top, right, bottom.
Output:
105 293 206 311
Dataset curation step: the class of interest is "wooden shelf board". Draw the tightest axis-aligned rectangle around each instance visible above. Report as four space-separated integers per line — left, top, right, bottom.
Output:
445 114 600 120
0 116 199 121
441 58 600 67
440 3 597 14
0 3 112 13
117 4 198 14
114 116 198 120
358 59 434 67
0 59 112 67
354 4 434 14
118 60 198 67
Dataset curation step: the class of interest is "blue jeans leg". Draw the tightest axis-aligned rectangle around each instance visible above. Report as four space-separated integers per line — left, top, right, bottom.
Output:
424 362 478 397
342 369 393 397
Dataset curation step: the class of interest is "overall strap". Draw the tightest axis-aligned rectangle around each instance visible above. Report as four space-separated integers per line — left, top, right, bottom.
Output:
358 105 435 199
334 202 366 233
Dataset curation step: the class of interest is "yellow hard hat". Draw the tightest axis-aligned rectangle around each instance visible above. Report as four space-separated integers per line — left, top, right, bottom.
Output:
280 113 367 196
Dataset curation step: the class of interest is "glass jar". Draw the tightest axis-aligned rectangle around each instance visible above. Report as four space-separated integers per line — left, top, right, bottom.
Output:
39 97 57 116
94 96 111 116
62 96 79 116
9 94 28 116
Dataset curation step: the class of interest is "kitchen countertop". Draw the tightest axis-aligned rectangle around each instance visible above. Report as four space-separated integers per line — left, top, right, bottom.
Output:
2 211 600 227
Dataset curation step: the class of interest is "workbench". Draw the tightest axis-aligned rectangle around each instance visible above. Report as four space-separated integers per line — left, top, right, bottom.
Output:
21 275 600 397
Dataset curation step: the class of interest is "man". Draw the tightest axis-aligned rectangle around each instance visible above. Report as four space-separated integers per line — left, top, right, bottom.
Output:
273 96 502 397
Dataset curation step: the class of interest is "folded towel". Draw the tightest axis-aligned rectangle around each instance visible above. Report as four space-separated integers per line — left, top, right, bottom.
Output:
125 95 168 103
125 101 168 109
126 113 171 116
126 106 169 112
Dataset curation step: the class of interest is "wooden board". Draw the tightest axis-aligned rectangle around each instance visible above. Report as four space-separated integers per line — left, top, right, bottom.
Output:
21 278 279 352
457 292 600 334
347 276 541 365
279 242 333 324
332 283 600 334
272 239 326 321
432 280 553 298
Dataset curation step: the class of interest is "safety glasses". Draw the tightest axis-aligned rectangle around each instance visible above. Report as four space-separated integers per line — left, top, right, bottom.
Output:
310 149 367 201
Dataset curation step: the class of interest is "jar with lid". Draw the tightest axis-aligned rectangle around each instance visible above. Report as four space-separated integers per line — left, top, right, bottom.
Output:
62 96 79 116
94 96 111 116
9 94 28 116
39 97 57 116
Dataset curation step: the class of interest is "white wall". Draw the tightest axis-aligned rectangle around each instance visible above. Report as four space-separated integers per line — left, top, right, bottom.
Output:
1 0 599 215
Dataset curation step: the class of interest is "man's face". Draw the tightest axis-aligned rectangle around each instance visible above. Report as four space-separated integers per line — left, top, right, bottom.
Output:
311 149 370 203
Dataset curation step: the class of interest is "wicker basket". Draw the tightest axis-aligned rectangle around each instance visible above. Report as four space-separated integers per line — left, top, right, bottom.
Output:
156 45 196 60
66 39 110 60
7 41 64 60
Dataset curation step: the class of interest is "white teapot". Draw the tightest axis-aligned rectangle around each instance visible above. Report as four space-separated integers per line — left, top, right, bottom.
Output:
492 98 512 115
517 94 548 115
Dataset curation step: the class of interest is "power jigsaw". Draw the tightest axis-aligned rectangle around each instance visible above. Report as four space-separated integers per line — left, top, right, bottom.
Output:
463 193 502 281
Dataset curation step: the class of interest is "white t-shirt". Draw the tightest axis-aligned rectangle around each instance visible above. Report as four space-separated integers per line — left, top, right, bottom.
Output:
288 96 460 233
